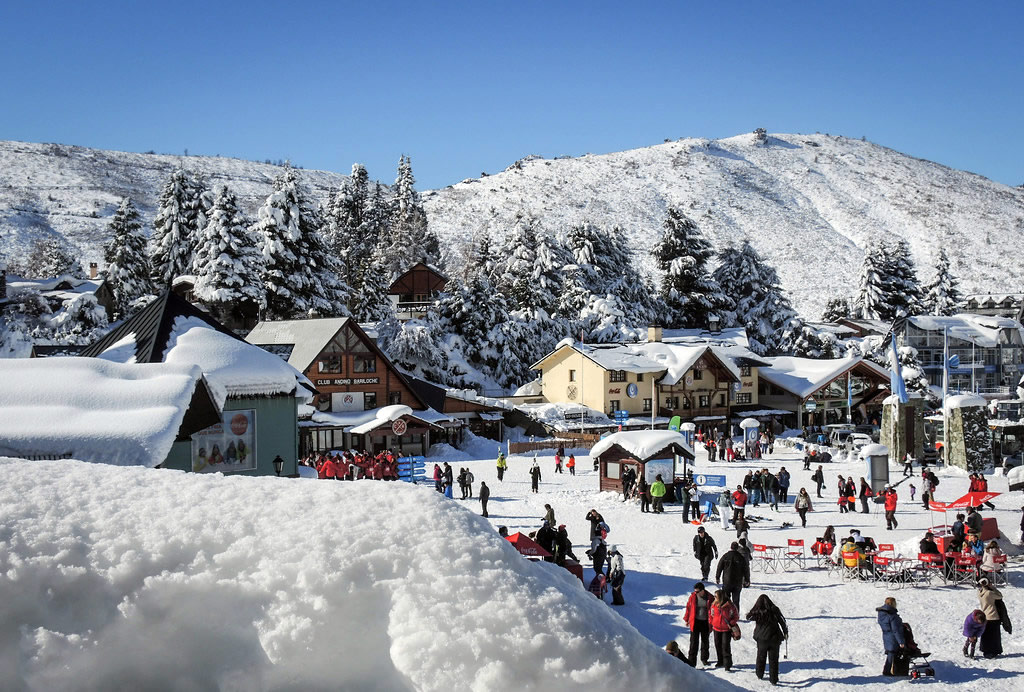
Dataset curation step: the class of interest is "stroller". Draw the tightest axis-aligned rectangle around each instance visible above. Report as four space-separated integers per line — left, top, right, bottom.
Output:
900 623 935 680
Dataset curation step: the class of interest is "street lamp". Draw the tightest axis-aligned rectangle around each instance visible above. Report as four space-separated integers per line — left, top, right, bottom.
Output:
272 455 284 477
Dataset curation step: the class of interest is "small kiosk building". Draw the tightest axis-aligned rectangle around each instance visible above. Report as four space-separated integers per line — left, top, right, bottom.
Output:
590 430 695 494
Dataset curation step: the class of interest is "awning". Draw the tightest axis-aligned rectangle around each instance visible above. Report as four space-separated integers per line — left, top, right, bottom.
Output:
478 412 504 421
929 491 1001 511
692 415 726 422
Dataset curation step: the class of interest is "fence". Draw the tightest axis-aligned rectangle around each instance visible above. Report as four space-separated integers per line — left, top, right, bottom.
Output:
508 432 603 455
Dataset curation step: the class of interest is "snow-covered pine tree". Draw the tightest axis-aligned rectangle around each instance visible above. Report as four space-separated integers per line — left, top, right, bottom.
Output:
884 238 923 317
189 173 214 260
779 316 838 359
378 313 453 385
579 293 639 344
382 155 441 276
896 345 933 402
255 167 350 319
22 237 82 279
496 215 541 312
821 295 853 322
653 207 726 328
923 248 963 316
192 186 266 315
533 230 569 315
104 197 154 319
151 169 200 288
855 239 891 320
325 163 371 277
349 249 394 323
43 293 109 345
712 241 796 355
557 265 593 333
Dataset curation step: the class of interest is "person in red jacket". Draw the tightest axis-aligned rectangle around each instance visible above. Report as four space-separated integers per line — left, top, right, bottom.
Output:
731 486 748 524
684 582 713 666
337 456 350 480
320 455 340 480
884 486 899 530
710 589 740 670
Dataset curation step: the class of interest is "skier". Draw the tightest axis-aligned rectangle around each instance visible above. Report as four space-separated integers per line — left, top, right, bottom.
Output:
496 452 507 482
479 481 490 517
692 526 718 582
608 545 626 605
529 458 542 493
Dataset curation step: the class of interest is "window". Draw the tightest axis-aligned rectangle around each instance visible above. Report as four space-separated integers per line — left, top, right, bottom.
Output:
637 372 644 382
606 462 621 480
610 370 627 382
740 365 751 377
718 394 726 406
354 356 376 373
643 398 652 412
698 395 710 408
363 392 377 410
693 369 703 380
735 392 752 404
664 396 679 409
681 397 692 409
318 356 342 374
569 369 577 382
609 400 621 412
388 391 402 405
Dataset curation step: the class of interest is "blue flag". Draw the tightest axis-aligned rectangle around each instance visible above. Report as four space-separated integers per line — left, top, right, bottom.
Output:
890 333 909 404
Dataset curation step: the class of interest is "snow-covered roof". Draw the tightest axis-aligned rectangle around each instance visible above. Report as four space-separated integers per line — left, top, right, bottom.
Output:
159 316 307 407
4 273 102 296
907 314 1023 348
944 393 988 411
758 356 888 400
348 405 414 434
859 444 889 458
660 326 750 348
590 430 694 461
245 317 351 371
0 358 213 466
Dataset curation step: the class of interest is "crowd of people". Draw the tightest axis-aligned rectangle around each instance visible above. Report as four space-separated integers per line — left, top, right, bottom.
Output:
301 449 402 480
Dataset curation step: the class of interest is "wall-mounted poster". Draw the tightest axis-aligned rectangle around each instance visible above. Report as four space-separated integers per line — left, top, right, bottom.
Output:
192 410 257 473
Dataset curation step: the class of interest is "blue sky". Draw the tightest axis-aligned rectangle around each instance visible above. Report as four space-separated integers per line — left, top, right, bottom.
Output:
1 1 1021 190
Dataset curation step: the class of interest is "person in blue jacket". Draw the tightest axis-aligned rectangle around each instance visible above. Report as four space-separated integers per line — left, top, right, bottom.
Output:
876 597 906 676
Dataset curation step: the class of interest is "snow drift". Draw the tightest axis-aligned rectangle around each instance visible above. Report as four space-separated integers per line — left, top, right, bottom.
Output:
0 459 734 691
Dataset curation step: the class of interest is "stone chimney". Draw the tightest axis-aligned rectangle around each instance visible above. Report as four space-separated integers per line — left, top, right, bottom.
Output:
648 325 663 342
708 314 721 334
89 262 98 279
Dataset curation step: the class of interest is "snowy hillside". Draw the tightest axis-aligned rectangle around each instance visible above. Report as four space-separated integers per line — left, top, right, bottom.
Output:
0 458 729 692
423 133 1024 318
0 140 348 267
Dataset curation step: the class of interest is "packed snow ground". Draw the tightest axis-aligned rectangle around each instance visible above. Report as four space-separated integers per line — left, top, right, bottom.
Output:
0 458 737 692
427 439 1024 690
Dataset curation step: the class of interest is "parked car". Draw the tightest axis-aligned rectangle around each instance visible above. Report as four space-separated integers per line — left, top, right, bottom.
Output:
855 424 880 443
846 433 873 454
827 427 856 447
1002 453 1023 475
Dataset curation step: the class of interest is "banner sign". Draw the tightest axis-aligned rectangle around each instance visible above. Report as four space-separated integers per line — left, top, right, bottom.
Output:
694 473 727 487
192 410 257 474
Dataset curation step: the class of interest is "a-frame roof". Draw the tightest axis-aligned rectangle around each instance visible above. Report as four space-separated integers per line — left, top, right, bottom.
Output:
81 291 238 362
758 356 890 401
388 262 448 295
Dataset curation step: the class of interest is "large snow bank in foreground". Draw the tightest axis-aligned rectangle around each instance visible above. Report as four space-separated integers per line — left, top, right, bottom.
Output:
0 459 731 692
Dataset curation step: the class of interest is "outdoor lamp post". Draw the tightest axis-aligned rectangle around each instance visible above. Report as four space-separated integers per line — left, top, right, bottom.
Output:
272 455 284 477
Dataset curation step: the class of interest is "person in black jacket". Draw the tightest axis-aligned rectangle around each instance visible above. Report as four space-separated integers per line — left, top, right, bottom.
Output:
529 460 542 493
536 521 557 562
747 594 789 685
479 481 490 517
716 542 751 612
693 526 719 581
811 465 825 498
919 531 940 555
552 525 578 566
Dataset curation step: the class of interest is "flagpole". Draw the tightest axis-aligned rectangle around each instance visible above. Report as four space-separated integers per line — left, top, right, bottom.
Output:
942 327 949 467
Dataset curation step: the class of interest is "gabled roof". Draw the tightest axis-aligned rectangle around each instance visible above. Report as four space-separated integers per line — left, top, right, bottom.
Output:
758 356 890 400
245 317 351 372
80 291 311 406
0 358 220 466
388 262 448 295
246 316 429 410
907 314 1023 348
590 430 695 462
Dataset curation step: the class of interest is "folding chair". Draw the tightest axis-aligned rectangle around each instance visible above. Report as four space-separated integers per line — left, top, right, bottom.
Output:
872 555 897 588
951 556 979 587
783 539 806 571
986 554 1008 586
752 544 780 573
840 551 862 580
877 543 895 557
914 553 945 585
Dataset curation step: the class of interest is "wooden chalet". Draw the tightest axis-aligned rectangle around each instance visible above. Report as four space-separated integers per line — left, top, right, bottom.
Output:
388 262 447 320
590 430 695 494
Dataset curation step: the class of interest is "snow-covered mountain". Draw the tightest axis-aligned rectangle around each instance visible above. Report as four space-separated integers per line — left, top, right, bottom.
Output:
3 133 1023 319
423 133 1024 318
0 140 348 268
